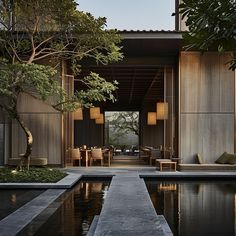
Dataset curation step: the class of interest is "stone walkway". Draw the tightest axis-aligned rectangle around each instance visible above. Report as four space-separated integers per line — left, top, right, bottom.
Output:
90 173 173 236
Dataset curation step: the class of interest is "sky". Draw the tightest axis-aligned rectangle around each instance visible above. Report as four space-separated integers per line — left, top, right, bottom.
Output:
77 0 175 30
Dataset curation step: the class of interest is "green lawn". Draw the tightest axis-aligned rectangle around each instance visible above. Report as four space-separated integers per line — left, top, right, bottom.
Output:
0 167 67 183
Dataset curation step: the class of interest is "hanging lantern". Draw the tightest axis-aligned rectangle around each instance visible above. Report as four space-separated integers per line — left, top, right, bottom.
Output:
73 108 83 120
156 102 168 120
147 112 157 125
90 107 100 119
95 113 104 124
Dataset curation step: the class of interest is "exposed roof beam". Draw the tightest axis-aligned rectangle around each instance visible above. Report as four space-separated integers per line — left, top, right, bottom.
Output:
143 69 164 103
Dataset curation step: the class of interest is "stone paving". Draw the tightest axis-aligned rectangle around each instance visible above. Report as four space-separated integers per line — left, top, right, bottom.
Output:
66 167 236 179
91 172 173 236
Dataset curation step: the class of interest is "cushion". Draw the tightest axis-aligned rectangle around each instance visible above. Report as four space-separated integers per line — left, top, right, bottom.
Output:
215 152 229 164
225 154 236 165
196 153 204 164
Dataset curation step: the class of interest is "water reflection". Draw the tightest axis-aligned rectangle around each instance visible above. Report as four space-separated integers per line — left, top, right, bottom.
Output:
146 180 236 236
0 189 44 220
28 180 110 236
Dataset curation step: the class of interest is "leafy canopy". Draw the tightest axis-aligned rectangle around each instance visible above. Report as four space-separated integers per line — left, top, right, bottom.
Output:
0 0 123 66
178 0 236 70
107 112 139 136
0 0 123 162
0 0 123 115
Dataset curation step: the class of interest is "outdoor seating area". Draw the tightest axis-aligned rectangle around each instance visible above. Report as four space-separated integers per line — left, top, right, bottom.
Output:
67 147 113 167
113 146 139 156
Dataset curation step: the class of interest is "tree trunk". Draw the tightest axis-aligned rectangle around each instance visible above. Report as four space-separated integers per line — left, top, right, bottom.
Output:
15 116 33 170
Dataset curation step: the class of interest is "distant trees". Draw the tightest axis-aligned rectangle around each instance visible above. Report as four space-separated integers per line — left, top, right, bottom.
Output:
106 112 139 149
108 112 139 136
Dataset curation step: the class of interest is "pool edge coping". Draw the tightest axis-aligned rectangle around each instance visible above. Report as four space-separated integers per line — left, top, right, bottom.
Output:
0 173 82 189
1 171 236 188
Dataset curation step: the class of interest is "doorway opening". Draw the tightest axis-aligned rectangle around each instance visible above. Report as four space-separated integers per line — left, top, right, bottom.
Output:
104 111 144 166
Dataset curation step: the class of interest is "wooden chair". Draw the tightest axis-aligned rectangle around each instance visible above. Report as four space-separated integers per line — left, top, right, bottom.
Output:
90 148 103 166
71 148 81 166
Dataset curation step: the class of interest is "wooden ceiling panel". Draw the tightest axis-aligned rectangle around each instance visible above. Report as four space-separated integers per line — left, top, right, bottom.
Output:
75 65 164 109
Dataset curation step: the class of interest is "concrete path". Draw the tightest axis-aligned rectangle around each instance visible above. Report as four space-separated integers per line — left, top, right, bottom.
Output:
92 173 173 236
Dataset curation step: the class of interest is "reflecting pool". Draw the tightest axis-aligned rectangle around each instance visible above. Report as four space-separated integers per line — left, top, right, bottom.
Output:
0 189 44 220
145 180 236 236
19 179 110 236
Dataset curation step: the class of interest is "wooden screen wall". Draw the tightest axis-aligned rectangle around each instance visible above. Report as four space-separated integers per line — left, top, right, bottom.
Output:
74 109 104 148
179 52 235 163
140 103 164 148
165 67 176 155
12 93 62 165
140 67 176 153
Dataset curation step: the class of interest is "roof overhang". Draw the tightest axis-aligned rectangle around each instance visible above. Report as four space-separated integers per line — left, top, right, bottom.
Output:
120 31 183 40
119 30 183 57
77 31 183 110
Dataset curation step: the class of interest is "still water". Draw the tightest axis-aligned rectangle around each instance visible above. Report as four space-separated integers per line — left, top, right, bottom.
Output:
0 189 44 220
146 180 236 236
19 179 110 236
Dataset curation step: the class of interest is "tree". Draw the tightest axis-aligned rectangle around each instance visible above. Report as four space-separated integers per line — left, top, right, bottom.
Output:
177 0 236 70
0 0 123 169
106 112 139 150
108 112 139 136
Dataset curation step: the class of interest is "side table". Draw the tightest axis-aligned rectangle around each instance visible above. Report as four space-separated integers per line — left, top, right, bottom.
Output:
156 159 177 171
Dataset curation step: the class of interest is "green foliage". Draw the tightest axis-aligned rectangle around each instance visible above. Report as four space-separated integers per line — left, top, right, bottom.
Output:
108 112 139 136
0 0 123 161
0 61 119 116
178 0 236 70
106 112 139 147
0 0 122 113
0 167 67 183
0 0 123 67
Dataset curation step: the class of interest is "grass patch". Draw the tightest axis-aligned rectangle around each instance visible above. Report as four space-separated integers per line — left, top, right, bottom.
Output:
0 167 67 183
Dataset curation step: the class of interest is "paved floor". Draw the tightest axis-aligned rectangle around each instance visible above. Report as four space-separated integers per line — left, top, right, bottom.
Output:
65 166 236 178
91 173 173 236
